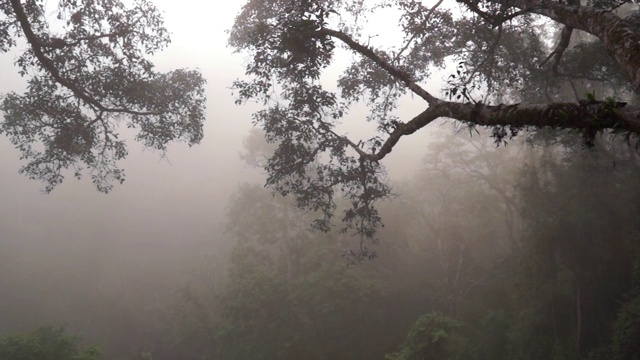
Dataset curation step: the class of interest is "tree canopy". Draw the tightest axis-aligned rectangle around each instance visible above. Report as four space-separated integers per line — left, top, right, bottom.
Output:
2 0 640 237
229 0 640 239
0 0 206 192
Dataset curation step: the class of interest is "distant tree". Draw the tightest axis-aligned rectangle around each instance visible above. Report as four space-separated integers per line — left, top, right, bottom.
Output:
0 326 100 360
229 0 640 240
0 0 206 192
395 127 521 313
172 183 391 360
511 135 640 359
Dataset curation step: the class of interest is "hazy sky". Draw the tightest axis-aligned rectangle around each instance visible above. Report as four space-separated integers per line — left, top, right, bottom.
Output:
0 1 450 337
0 1 257 249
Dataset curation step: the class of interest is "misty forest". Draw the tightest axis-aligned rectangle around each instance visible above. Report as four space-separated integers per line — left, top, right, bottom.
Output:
1 0 640 359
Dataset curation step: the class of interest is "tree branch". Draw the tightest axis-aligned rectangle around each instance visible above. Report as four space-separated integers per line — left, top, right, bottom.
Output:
366 100 640 162
393 0 445 64
313 28 440 105
10 0 161 117
505 0 640 91
43 30 133 49
539 25 573 75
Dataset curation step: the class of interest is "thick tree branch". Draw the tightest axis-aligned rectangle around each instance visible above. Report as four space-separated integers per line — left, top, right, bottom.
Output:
313 28 440 105
539 25 573 75
366 100 640 162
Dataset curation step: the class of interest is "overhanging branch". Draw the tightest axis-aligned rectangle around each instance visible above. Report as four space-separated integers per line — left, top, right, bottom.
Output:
366 100 640 162
538 25 573 75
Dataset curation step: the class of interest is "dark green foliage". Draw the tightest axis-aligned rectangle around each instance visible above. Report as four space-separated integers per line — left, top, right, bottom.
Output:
610 294 640 360
3 0 640 359
6 127 639 360
589 254 640 360
166 128 638 360
0 327 100 360
174 183 392 360
385 312 462 360
511 132 640 360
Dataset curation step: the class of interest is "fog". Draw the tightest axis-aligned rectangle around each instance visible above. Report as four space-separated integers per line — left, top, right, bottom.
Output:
2 1 639 360
0 1 433 357
0 0 259 353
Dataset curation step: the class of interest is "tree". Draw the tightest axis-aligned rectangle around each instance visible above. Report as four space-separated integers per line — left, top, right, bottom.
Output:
397 127 520 314
170 183 392 359
510 135 640 359
0 0 206 192
229 0 640 240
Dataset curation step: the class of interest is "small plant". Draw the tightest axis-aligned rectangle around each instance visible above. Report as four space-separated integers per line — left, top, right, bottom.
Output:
0 326 100 360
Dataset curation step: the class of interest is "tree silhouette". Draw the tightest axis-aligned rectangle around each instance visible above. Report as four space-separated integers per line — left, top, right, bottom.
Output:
0 0 206 192
229 0 640 238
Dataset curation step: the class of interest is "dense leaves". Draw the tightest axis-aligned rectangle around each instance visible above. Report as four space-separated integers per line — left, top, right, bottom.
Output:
386 313 462 360
3 126 639 360
171 183 391 359
0 0 206 192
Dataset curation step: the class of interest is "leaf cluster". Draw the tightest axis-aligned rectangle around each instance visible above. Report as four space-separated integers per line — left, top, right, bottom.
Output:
0 0 206 192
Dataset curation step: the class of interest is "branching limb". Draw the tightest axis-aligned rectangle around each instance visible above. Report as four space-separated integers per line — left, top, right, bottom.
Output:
314 28 440 105
10 0 161 117
499 0 640 91
393 0 445 63
315 119 369 158
539 25 573 75
366 100 640 163
464 23 503 91
42 30 133 49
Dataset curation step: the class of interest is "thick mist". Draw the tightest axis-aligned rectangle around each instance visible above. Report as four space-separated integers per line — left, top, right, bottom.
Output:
2 1 639 360
0 1 432 357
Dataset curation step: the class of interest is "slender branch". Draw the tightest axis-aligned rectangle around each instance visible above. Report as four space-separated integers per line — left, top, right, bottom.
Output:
393 0 445 64
465 23 503 89
313 28 440 105
504 0 640 91
466 0 640 90
43 30 133 49
11 0 101 107
568 78 580 102
458 0 501 26
316 119 368 158
459 0 557 26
